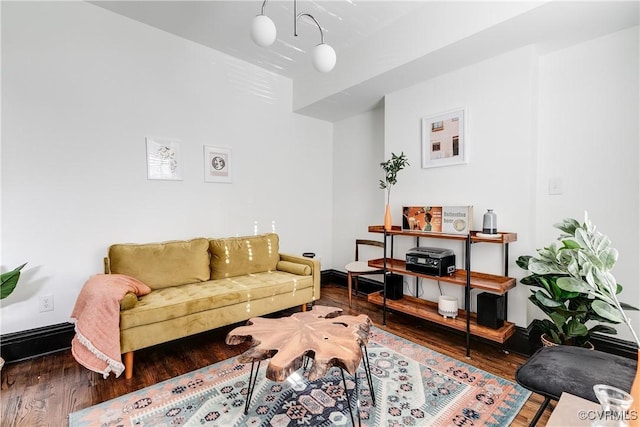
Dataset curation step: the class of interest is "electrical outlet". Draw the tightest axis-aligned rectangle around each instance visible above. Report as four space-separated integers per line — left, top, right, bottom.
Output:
39 294 54 312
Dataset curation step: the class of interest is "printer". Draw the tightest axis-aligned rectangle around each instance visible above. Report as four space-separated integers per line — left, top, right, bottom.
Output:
406 247 456 276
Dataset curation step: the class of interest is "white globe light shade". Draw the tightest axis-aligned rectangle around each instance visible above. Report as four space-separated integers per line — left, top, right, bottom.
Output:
251 15 276 47
312 43 336 73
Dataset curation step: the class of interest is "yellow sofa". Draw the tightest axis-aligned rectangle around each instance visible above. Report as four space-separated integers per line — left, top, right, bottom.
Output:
103 233 320 379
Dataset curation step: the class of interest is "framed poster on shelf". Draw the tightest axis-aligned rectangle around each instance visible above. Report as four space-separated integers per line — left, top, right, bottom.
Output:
402 205 473 234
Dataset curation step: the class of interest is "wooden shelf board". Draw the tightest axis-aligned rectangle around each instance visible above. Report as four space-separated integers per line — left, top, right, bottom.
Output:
367 292 516 344
368 225 517 244
368 258 516 294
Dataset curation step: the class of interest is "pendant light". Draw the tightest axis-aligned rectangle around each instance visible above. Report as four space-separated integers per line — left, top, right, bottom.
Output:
250 3 276 47
250 0 336 73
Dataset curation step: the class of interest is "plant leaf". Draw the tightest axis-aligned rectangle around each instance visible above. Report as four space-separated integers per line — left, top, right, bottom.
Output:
600 247 618 270
528 294 550 314
575 228 592 251
538 276 554 294
565 319 588 338
556 277 590 293
534 290 564 308
549 312 567 330
589 325 618 335
592 300 625 323
620 302 639 311
554 218 580 236
595 234 611 254
0 263 27 300
533 319 557 335
562 239 581 250
529 259 564 275
516 256 531 270
567 257 580 277
548 329 562 344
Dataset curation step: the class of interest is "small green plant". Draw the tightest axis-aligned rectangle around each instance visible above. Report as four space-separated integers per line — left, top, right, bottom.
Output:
379 152 409 205
517 213 638 347
1 263 27 300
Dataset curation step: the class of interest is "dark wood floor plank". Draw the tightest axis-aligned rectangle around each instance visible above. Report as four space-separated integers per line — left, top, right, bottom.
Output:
0 284 552 426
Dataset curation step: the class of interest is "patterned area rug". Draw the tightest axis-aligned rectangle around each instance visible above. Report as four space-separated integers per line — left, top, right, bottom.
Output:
69 327 530 426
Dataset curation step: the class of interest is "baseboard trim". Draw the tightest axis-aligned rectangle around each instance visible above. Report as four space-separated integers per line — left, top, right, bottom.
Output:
1 322 74 363
322 269 384 294
2 271 635 363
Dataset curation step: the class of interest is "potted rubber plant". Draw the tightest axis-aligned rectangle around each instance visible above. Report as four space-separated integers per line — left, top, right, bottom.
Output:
517 213 638 348
379 152 409 231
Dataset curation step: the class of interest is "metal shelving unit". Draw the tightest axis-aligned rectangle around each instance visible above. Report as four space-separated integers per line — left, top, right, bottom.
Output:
367 225 517 357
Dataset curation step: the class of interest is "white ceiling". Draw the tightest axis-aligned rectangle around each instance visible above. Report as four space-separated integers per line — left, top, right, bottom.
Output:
91 1 639 122
91 1 427 79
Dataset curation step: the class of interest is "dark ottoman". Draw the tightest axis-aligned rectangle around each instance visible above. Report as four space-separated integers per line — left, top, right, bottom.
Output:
515 345 637 426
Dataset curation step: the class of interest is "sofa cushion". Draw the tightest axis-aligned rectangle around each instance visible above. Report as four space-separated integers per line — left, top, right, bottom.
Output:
209 233 280 279
277 260 311 276
119 270 313 329
108 238 210 289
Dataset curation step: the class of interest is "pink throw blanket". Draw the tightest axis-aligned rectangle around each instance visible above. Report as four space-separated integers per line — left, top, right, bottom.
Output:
70 274 151 378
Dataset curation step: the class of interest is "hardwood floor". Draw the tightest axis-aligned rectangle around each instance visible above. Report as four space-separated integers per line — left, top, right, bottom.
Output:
0 284 552 426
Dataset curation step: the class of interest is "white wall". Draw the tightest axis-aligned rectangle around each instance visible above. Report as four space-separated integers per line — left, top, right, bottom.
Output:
332 106 385 271
361 27 639 340
383 46 538 327
536 26 639 341
1 2 333 334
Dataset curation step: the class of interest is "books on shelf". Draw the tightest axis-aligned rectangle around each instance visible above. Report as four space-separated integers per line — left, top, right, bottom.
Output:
402 205 473 234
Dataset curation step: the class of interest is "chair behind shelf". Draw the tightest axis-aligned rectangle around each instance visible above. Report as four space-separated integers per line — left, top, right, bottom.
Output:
344 239 385 307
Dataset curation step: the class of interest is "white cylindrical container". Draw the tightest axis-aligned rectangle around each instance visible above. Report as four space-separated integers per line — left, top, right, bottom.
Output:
438 295 458 318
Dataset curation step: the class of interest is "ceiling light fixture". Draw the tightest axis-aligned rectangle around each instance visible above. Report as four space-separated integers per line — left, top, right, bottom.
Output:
251 0 336 73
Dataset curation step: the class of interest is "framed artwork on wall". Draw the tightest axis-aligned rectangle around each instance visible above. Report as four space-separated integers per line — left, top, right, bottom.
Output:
146 137 183 180
203 146 232 183
421 109 467 168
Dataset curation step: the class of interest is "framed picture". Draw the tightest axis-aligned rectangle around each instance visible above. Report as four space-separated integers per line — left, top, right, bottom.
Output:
204 146 232 183
421 109 467 168
146 138 183 180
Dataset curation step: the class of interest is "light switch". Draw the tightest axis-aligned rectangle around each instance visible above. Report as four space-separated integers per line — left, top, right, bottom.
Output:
548 177 563 195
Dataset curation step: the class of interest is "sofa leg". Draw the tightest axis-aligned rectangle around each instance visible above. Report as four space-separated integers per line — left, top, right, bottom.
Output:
301 303 307 312
124 351 134 379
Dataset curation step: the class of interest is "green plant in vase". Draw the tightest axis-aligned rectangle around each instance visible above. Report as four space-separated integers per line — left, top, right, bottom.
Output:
517 213 638 348
379 152 409 230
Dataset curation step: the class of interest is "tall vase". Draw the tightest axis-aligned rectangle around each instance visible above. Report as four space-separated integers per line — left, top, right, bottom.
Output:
384 204 392 231
631 350 640 427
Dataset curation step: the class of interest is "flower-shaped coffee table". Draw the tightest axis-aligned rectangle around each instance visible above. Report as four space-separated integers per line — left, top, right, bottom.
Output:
226 305 374 426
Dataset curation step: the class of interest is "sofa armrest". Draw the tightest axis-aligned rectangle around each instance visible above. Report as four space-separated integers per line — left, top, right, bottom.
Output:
105 256 142 310
279 253 321 301
120 292 139 311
